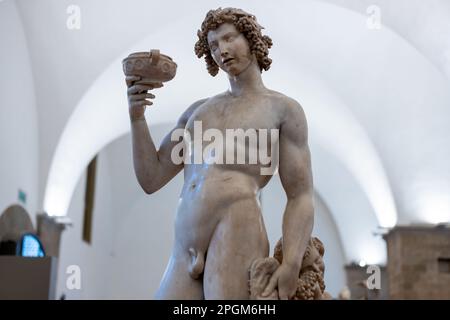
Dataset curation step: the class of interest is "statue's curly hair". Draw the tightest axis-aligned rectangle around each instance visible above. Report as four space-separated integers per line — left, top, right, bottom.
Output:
194 7 273 76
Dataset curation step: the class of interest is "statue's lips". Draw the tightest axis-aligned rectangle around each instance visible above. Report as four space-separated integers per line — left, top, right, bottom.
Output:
223 58 234 65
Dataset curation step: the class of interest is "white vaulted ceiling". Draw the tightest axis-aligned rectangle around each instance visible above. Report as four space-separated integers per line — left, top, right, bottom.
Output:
11 0 450 265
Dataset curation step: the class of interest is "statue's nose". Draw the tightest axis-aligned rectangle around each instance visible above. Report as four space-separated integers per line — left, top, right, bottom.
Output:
219 43 229 57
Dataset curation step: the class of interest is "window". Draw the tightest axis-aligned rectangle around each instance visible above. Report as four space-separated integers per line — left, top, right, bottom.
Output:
438 257 450 273
19 234 45 257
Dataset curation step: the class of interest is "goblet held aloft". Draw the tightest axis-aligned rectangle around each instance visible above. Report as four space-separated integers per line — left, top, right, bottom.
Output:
122 49 177 87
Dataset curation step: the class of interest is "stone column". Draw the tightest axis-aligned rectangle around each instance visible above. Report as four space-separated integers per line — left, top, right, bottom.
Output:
37 213 72 258
383 225 450 299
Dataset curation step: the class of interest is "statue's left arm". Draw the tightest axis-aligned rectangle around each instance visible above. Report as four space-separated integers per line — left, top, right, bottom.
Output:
263 98 314 300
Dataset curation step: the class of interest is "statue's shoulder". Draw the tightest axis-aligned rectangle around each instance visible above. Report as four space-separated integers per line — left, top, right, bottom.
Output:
208 91 231 102
179 91 230 124
266 90 305 118
178 97 209 125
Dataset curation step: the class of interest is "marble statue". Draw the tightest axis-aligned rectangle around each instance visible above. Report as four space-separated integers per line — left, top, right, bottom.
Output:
124 7 319 299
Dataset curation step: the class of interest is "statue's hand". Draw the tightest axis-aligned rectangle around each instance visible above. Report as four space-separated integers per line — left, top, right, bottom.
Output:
126 75 162 121
261 263 298 300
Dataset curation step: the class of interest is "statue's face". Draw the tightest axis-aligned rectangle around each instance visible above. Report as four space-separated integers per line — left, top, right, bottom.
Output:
207 23 255 76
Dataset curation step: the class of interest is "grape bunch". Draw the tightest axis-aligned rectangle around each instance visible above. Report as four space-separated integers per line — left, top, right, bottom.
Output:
295 269 326 300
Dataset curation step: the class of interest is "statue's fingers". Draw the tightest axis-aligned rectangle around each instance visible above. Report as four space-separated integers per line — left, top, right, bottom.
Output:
126 75 141 86
261 275 278 297
128 84 153 95
151 82 164 89
278 290 289 300
313 284 322 300
128 85 140 95
278 286 297 300
140 99 154 107
131 100 153 108
130 93 155 101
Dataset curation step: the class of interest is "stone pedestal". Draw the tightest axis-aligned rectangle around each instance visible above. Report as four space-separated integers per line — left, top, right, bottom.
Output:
0 256 58 299
383 225 450 299
37 213 72 257
344 264 389 299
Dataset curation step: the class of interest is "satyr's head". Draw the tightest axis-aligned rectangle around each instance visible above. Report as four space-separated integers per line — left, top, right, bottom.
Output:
194 7 273 77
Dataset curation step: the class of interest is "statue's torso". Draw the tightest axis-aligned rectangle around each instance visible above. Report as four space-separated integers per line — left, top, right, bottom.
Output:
174 89 288 253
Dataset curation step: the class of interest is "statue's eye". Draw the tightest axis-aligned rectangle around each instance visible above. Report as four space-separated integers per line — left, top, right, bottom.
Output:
225 35 236 42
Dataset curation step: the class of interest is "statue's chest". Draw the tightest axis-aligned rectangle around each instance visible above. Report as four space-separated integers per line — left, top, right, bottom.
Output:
183 97 281 167
186 98 280 133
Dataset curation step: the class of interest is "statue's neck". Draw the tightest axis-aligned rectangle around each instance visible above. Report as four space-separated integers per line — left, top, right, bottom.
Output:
227 61 266 96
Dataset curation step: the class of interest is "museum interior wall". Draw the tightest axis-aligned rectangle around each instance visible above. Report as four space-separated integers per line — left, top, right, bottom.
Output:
0 1 39 225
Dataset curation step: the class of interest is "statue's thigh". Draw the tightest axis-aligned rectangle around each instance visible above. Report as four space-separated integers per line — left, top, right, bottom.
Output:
203 212 269 299
155 253 204 300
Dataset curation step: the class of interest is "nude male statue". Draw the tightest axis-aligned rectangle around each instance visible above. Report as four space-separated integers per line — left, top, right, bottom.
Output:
125 8 314 299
